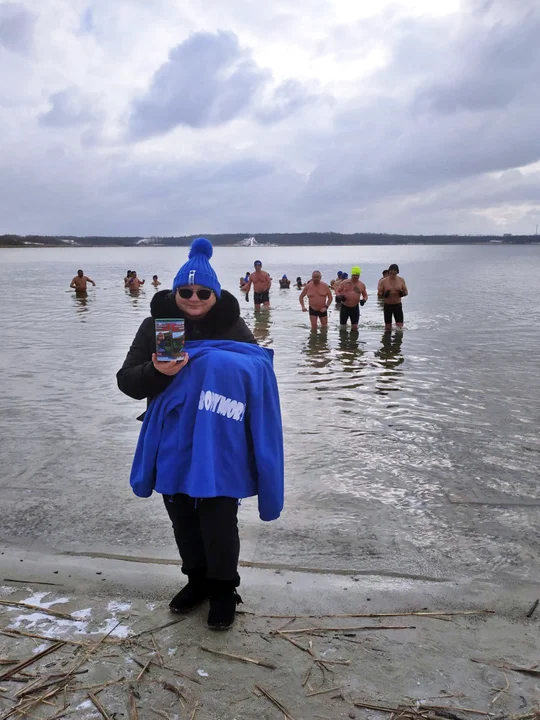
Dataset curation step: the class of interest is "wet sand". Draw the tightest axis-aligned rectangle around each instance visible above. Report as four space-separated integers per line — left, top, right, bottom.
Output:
1 548 539 719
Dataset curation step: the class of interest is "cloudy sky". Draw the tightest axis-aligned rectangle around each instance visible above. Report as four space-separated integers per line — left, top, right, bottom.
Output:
1 0 539 236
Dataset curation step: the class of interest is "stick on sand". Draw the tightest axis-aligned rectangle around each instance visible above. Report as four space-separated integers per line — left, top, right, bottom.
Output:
0 599 74 621
201 646 275 669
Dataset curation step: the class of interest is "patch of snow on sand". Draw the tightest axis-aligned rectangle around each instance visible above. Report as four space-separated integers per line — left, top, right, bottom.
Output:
73 608 92 620
21 591 71 608
0 586 17 596
146 602 157 611
107 601 131 613
94 617 131 639
7 601 130 639
8 613 90 636
76 699 93 710
33 643 50 654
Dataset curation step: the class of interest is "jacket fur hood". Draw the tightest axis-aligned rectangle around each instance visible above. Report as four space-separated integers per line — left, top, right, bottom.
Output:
150 289 241 328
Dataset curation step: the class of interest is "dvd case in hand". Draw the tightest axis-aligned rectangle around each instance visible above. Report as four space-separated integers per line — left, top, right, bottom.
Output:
155 319 185 361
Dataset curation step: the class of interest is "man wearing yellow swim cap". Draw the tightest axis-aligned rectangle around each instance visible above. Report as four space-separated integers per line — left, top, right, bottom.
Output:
337 266 368 330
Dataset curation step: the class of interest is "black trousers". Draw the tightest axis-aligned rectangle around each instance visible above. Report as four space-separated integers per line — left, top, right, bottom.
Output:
163 494 240 583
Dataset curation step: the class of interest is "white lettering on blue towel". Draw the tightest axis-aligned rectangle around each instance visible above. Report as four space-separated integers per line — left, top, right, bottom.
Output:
198 390 246 422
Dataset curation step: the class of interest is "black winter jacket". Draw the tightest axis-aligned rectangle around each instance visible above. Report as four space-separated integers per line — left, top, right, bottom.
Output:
117 289 256 404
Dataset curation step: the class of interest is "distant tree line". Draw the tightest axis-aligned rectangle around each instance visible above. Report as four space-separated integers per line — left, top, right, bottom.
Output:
1 232 538 247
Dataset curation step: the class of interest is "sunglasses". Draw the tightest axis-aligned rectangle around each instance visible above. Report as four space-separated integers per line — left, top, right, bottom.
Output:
177 288 213 300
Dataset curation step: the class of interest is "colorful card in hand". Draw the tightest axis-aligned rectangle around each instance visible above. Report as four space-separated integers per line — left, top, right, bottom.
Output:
155 319 185 361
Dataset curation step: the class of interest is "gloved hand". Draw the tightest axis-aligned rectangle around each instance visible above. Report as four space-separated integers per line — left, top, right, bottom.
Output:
360 299 366 306
336 295 344 303
399 290 405 297
384 290 391 298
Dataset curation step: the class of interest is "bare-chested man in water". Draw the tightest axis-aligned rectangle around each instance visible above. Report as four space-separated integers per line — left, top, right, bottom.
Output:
379 263 408 332
127 270 145 292
70 269 95 293
243 260 271 310
336 266 367 331
299 270 333 330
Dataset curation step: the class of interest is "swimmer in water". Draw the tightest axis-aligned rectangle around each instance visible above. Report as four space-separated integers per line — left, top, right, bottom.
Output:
379 263 408 332
243 261 271 310
337 266 367 331
279 275 291 289
299 270 333 330
377 269 390 298
127 270 145 291
70 269 95 293
240 272 250 301
331 270 344 289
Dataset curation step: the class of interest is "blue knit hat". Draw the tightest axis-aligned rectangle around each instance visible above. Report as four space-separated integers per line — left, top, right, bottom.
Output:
172 238 221 296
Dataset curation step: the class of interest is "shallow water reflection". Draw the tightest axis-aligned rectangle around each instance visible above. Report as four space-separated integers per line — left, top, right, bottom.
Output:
375 332 404 395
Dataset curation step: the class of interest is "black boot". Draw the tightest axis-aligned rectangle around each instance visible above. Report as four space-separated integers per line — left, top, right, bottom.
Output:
207 579 243 631
169 569 207 613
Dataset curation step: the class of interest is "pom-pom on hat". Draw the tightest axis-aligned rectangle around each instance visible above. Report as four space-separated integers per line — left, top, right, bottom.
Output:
172 238 221 296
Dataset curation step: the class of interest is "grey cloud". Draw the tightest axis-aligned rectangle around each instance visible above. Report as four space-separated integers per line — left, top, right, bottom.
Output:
404 170 540 215
209 158 273 183
3 0 540 237
299 3 540 220
39 89 97 128
0 143 301 235
417 5 540 114
0 2 35 54
128 31 270 139
78 6 94 34
255 79 330 125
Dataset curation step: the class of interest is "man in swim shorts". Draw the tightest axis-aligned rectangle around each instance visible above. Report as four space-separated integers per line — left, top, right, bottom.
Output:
243 261 271 310
299 270 333 330
337 266 367 331
379 263 408 332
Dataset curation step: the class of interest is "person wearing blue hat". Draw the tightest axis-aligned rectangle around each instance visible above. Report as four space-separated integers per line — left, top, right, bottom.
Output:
331 270 344 307
279 274 290 289
118 238 284 631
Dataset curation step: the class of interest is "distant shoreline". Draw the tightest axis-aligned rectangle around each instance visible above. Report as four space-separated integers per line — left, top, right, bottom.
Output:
1 237 539 249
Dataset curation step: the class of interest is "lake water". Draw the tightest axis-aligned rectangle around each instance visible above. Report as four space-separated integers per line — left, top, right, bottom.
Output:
1 244 539 584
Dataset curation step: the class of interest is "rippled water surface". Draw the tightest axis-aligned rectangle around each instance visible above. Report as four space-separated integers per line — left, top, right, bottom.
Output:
1 245 539 582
